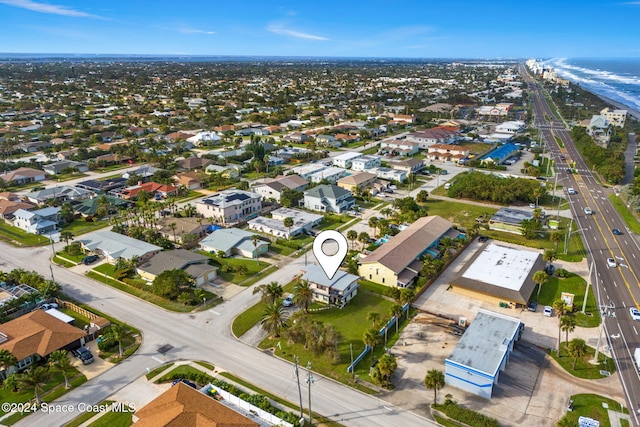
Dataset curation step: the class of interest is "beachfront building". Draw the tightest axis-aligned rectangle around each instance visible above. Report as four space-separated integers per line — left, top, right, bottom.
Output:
600 107 627 127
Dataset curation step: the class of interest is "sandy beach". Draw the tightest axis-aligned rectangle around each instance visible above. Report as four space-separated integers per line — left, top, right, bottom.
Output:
590 91 640 121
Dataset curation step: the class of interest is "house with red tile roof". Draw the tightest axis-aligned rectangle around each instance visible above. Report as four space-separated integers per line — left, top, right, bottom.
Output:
118 182 178 200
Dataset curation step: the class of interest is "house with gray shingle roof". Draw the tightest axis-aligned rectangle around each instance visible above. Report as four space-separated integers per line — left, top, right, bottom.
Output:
302 184 354 213
300 263 359 306
137 249 217 286
199 228 268 259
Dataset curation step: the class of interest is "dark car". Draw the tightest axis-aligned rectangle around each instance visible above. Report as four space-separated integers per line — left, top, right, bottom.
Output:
81 255 99 265
612 228 622 235
73 347 94 365
527 301 538 312
478 235 489 243
303 229 317 237
536 176 547 181
545 264 555 275
172 378 197 388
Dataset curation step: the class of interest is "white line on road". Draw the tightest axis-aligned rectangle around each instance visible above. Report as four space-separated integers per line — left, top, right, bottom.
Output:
634 326 638 336
633 253 637 259
211 310 221 315
622 300 625 307
613 281 617 287
593 236 597 241
152 356 166 364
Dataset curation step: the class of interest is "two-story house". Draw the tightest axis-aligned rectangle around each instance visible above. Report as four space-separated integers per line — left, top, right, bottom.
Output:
351 155 382 171
300 263 359 306
196 190 262 224
12 206 60 235
302 184 354 213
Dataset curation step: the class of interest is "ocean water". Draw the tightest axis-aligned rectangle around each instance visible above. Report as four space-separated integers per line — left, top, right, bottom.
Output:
546 57 640 113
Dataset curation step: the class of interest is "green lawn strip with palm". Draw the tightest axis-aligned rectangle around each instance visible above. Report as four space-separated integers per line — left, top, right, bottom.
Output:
238 265 278 287
218 372 341 427
52 256 75 268
198 252 271 284
558 394 627 427
549 343 615 379
55 250 85 263
195 361 215 370
537 273 600 327
0 221 50 246
232 280 297 337
608 194 640 234
87 410 132 427
64 400 114 427
259 291 397 390
156 365 203 383
433 414 464 427
88 265 218 312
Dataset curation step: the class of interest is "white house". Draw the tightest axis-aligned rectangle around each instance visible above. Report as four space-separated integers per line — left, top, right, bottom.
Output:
332 152 362 169
495 120 525 134
291 163 328 180
300 263 359 306
248 208 322 239
308 167 348 184
195 190 262 224
199 228 268 259
186 131 222 146
351 155 382 171
12 207 60 235
370 167 407 183
76 230 161 263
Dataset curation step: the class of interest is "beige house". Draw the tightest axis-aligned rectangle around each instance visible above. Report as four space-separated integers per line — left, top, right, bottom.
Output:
195 190 262 224
358 216 458 288
336 172 377 192
427 144 469 161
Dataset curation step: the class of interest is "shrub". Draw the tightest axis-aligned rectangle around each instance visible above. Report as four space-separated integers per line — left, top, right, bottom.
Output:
98 334 116 351
435 400 499 427
555 268 569 278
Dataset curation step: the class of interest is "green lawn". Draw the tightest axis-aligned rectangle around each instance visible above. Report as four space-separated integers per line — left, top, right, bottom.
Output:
0 221 50 247
156 365 202 383
52 256 75 268
64 400 114 427
61 218 111 236
198 253 271 285
56 251 85 263
59 307 92 330
536 272 600 327
195 361 215 370
549 344 616 379
145 363 175 380
558 394 627 427
259 290 399 388
423 199 498 230
52 172 89 182
88 410 132 427
608 194 640 234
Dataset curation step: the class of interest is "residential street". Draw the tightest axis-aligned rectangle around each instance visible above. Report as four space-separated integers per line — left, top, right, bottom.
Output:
0 241 438 427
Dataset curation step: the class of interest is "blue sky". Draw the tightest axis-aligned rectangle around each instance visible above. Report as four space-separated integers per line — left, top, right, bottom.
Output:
0 0 639 58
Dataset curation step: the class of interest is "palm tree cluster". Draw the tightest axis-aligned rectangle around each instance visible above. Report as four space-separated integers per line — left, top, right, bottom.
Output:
283 312 342 360
3 365 52 405
0 269 61 318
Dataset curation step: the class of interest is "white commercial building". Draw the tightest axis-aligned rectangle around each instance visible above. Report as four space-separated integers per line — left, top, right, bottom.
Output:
445 309 523 399
332 152 362 169
351 155 382 171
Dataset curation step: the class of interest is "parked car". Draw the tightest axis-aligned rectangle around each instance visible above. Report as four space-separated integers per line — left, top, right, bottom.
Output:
388 184 398 190
612 228 622 235
72 347 94 365
529 203 536 209
282 294 294 307
630 307 640 321
527 301 538 312
543 306 553 317
606 257 617 268
478 235 489 243
536 176 547 181
81 255 99 265
303 229 316 237
172 378 197 388
545 264 555 275
41 302 59 310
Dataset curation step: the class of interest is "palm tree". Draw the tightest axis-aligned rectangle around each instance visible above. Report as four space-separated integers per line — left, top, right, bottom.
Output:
194 288 206 306
293 279 313 312
0 349 17 380
561 315 577 346
553 299 566 355
551 232 563 252
543 249 557 272
168 222 177 243
251 234 260 264
374 353 397 387
15 366 51 404
533 270 548 298
368 217 379 238
253 281 283 305
380 207 393 219
60 231 74 246
260 302 287 338
358 232 370 251
567 338 588 370
107 324 129 357
424 369 445 405
283 217 294 240
367 312 381 329
48 350 74 388
363 328 380 364
347 229 358 250
390 304 403 334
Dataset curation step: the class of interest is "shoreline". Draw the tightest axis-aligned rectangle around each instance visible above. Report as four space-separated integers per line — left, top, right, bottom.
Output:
574 86 640 121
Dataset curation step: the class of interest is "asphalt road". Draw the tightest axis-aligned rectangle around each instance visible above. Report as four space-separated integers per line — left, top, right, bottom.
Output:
0 241 437 427
522 64 640 426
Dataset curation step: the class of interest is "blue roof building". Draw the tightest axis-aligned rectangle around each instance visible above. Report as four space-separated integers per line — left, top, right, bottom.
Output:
480 143 519 165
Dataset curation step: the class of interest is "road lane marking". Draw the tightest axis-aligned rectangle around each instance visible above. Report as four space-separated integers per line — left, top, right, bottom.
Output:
621 300 625 306
634 326 638 336
211 310 221 315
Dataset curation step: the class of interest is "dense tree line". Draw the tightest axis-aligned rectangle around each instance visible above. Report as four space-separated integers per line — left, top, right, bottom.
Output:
447 171 547 204
571 127 625 183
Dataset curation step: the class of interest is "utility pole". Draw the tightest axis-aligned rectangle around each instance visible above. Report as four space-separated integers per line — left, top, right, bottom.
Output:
49 237 56 283
306 361 314 425
582 261 595 314
294 356 304 421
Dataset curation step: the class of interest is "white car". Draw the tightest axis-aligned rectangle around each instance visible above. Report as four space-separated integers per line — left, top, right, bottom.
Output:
388 184 398 190
584 207 592 215
543 306 553 317
282 294 294 307
630 307 640 321
529 203 536 209
606 258 617 268
567 187 576 195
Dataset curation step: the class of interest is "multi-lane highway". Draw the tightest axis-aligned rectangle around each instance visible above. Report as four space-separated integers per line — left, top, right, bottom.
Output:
522 64 640 426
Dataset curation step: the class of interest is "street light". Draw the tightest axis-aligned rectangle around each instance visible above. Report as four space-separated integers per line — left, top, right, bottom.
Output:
306 362 314 425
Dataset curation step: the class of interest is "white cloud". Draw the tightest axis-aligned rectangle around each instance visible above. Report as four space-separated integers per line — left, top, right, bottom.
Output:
267 24 328 41
176 25 215 35
0 0 100 18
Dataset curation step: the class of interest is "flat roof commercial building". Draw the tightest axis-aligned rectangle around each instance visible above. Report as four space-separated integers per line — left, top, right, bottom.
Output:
445 309 523 399
451 243 545 307
488 207 534 235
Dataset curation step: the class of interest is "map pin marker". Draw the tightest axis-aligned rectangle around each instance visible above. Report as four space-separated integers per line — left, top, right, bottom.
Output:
312 230 348 280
